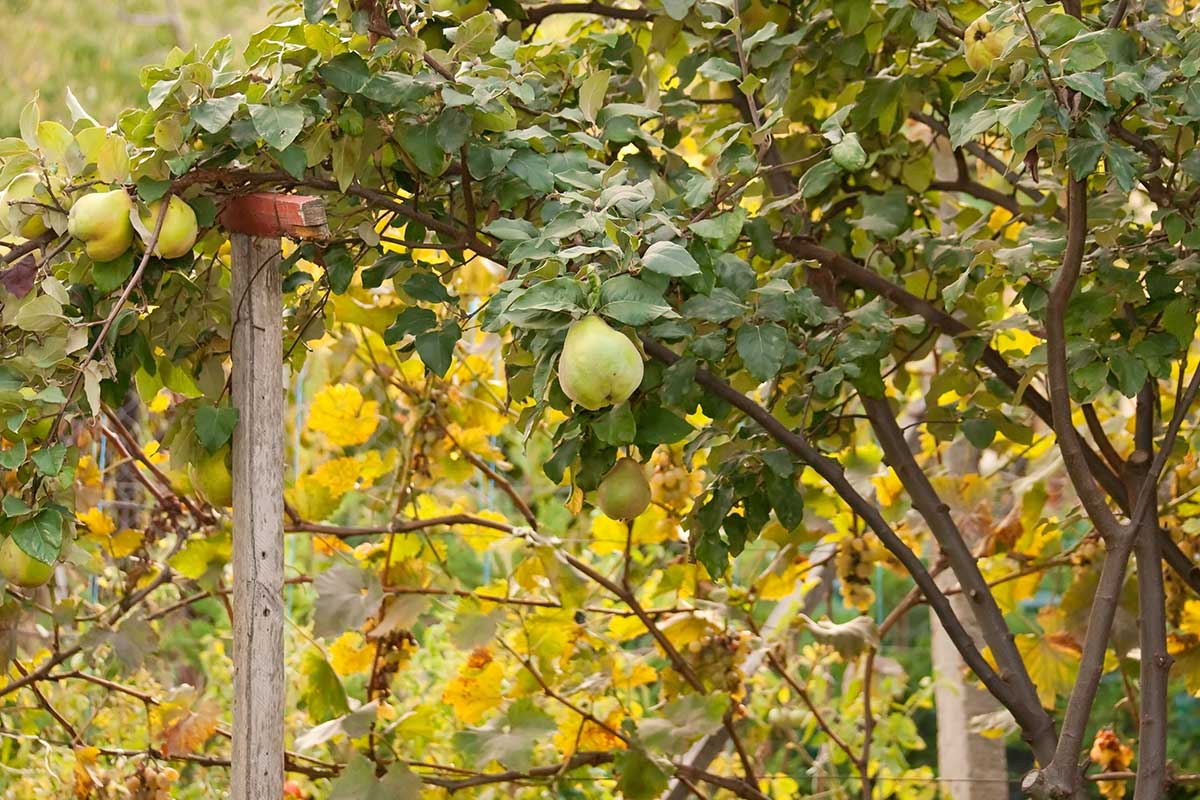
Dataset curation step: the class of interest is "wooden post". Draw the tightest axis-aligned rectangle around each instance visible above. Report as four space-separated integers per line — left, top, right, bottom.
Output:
224 193 327 800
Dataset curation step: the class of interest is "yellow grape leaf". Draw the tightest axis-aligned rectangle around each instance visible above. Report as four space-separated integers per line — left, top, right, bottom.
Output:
757 555 810 601
77 507 115 537
106 528 145 559
1180 599 1200 637
170 532 232 580
611 658 658 690
307 384 379 447
75 456 102 488
590 514 628 556
554 710 626 756
1017 632 1081 708
311 456 367 498
329 631 376 676
870 468 903 507
442 658 504 724
660 613 721 653
462 510 510 553
608 613 647 643
157 693 220 756
287 474 339 522
73 745 100 799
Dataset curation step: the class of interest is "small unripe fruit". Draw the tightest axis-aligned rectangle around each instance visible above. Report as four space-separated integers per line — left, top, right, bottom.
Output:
558 315 644 411
0 537 54 587
831 133 867 172
68 189 135 262
0 536 54 588
596 458 651 521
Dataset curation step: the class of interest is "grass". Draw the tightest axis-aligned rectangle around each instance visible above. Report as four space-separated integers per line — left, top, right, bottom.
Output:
0 0 277 135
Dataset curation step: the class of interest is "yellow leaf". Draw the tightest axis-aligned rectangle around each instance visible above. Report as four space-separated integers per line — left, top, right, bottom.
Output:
329 631 376 676
311 456 367 498
462 509 510 553
554 710 626 756
287 474 339 522
107 528 144 558
442 659 504 724
75 456 102 489
148 389 172 413
307 384 380 447
611 657 658 690
1017 632 1081 708
77 507 115 537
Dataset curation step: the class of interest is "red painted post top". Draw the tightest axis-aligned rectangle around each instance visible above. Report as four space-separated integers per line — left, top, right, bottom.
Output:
220 193 330 239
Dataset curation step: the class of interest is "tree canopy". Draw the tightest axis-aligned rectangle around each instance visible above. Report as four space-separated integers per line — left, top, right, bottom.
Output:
2 0 1200 797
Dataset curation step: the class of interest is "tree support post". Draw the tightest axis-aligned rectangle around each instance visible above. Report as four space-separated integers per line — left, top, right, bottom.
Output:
223 193 328 800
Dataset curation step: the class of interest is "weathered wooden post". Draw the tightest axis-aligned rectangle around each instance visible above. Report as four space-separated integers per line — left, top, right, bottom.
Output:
221 193 328 800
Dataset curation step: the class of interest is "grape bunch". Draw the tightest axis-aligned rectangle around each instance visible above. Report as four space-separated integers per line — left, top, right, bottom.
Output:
682 630 754 699
836 535 883 612
369 629 419 697
648 445 704 514
122 764 179 800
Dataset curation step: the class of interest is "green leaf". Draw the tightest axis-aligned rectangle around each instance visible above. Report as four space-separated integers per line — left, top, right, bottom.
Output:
195 406 239 453
593 403 637 446
319 53 370 94
313 564 383 638
962 418 997 448
543 436 581 484
92 251 136 294
642 241 700 277
0 440 26 470
697 57 741 82
360 73 430 106
639 694 727 754
248 104 306 150
305 0 332 22
1108 352 1146 397
414 323 461 377
615 748 670 800
579 70 611 124
449 12 498 59
190 94 243 134
300 649 350 722
765 471 804 529
11 510 63 565
501 278 586 329
330 755 421 800
325 246 355 294
682 288 746 324
797 159 841 198
384 307 437 345
688 209 745 250
30 443 66 477
997 94 1046 141
399 123 447 176
1062 72 1108 106
3 496 31 517
453 699 556 771
736 322 787 381
598 276 676 325
402 272 451 304
635 405 693 448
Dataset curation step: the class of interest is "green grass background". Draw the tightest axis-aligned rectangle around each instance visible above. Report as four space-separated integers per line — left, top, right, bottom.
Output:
0 0 276 135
